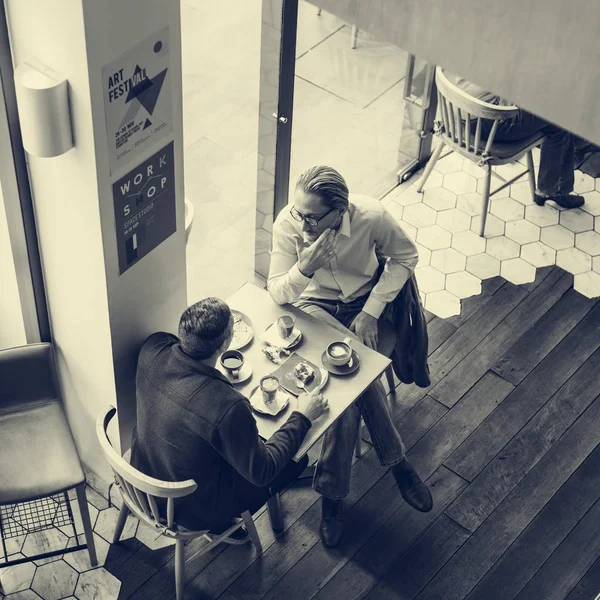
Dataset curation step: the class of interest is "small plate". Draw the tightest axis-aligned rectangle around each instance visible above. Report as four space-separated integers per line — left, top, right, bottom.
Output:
229 310 254 350
321 350 360 375
295 368 329 392
248 386 290 416
262 322 303 350
217 361 253 385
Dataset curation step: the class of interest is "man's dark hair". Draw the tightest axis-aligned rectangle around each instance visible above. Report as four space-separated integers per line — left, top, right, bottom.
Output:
296 165 349 210
178 298 232 360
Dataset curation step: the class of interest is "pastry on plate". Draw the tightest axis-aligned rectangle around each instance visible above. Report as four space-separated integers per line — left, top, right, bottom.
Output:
293 361 315 384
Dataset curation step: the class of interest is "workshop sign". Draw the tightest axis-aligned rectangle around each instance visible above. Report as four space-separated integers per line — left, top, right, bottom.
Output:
113 141 176 274
102 26 172 174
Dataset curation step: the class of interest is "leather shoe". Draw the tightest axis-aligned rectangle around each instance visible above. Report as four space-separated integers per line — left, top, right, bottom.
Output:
391 458 433 513
320 497 344 548
534 192 584 209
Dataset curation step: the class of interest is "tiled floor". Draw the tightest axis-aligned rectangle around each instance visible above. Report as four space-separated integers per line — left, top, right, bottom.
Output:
0 489 150 600
383 150 600 317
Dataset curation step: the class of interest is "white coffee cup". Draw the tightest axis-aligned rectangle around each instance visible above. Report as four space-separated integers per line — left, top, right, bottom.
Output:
326 336 353 367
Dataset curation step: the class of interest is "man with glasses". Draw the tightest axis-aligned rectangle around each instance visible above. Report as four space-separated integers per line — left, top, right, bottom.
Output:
267 165 433 548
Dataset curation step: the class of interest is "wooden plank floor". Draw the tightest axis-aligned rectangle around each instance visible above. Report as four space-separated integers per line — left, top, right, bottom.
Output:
107 265 600 600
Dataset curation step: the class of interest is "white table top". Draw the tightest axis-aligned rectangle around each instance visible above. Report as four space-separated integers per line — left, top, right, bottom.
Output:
226 282 391 459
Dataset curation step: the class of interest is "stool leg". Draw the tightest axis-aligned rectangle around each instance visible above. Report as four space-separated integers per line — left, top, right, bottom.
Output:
355 419 363 458
526 150 537 202
267 493 284 532
75 484 98 567
175 539 185 600
479 165 492 237
350 25 358 49
112 502 130 543
241 510 262 553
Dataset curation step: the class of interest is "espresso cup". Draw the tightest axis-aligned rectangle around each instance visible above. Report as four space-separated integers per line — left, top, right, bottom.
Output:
277 314 296 340
260 375 279 404
326 336 353 367
220 349 244 380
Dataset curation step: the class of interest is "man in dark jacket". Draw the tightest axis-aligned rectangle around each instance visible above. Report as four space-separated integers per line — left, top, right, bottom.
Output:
268 165 434 548
131 297 327 539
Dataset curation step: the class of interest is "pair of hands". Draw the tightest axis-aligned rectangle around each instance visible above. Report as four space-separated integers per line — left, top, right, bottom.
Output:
296 228 380 351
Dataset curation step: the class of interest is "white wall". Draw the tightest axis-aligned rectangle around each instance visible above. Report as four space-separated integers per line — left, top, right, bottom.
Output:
0 180 27 349
5 0 186 484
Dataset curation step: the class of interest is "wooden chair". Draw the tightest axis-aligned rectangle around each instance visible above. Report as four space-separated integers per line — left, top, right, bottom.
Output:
0 344 97 570
417 67 545 236
96 406 263 600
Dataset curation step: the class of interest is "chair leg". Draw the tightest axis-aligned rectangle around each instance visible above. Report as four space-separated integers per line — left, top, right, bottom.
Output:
317 7 322 15
479 165 493 237
355 418 363 458
416 142 445 192
112 502 130 544
267 493 284 532
526 150 537 202
385 364 396 395
75 484 98 567
240 510 263 553
350 25 358 49
175 539 185 600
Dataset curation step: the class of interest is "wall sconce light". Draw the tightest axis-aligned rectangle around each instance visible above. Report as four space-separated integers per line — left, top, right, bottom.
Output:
13 59 74 158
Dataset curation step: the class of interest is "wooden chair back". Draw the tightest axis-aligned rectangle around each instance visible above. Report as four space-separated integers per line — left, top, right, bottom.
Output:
435 67 520 161
96 405 198 531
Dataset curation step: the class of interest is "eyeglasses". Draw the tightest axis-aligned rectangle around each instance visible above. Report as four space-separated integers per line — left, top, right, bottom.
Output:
290 206 338 228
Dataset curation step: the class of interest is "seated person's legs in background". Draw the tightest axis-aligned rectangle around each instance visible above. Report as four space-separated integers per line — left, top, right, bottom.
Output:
484 110 583 208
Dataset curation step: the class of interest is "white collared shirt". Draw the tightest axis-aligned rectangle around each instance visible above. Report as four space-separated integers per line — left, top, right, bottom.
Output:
267 195 419 319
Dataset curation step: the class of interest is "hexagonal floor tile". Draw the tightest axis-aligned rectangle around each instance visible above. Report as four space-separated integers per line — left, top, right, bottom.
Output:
423 186 457 211
556 248 592 275
12 502 57 533
593 256 600 273
394 186 426 207
559 208 594 233
510 181 535 206
94 507 138 544
574 271 600 298
399 220 417 242
436 208 471 233
457 192 484 216
0 590 43 599
417 225 452 250
501 258 536 284
384 201 404 223
434 152 464 174
415 266 445 294
582 190 600 217
451 230 486 256
596 219 600 234
430 248 466 274
58 501 99 538
461 160 486 179
445 271 482 299
540 225 575 251
419 170 444 191
486 237 520 261
136 523 176 550
575 231 600 256
64 533 110 572
403 203 438 228
477 178 511 198
505 219 541 245
0 554 36 594
471 213 505 238
2 519 27 556
22 529 69 566
524 204 560 227
415 243 432 267
444 171 477 195
425 290 462 318
494 162 528 181
521 241 556 268
75 568 121 600
574 172 596 194
490 198 525 222
31 560 78 600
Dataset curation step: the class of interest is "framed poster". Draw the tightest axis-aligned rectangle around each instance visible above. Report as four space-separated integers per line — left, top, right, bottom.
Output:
102 26 172 175
112 141 176 274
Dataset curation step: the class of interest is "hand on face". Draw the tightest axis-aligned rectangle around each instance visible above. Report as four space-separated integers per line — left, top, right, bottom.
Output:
296 228 339 277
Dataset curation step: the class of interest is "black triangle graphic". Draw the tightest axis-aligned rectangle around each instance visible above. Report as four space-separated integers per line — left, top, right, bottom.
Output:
143 118 152 130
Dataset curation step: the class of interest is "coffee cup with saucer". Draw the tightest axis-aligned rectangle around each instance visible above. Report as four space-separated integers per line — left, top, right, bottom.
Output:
219 349 253 384
321 337 360 375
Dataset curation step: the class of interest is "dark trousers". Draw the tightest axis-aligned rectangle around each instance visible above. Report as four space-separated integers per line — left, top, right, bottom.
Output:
211 454 309 533
484 111 575 196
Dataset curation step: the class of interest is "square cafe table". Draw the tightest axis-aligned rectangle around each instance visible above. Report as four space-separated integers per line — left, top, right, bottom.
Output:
227 282 392 460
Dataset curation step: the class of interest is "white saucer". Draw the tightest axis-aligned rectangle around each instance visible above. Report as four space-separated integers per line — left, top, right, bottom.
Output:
262 323 303 350
248 386 291 416
217 361 253 385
